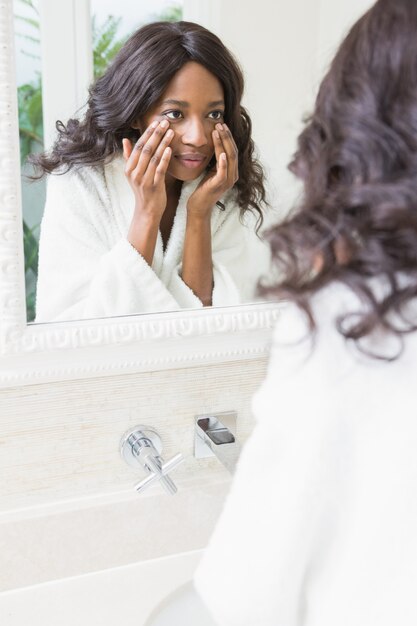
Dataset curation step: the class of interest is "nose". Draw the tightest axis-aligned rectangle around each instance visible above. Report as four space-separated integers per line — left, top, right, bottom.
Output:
180 117 209 148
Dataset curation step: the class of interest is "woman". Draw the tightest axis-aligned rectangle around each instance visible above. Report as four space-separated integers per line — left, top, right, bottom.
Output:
194 0 417 624
33 21 268 322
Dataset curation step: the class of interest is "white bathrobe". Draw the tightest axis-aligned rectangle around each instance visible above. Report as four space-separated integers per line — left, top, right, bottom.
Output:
194 281 417 626
35 155 269 322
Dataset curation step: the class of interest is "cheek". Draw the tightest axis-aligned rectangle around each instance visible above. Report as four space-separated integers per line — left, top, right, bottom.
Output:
137 114 162 134
207 132 215 152
203 125 215 157
169 132 180 150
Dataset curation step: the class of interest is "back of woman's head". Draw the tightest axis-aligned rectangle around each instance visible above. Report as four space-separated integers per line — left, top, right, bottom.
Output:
262 0 417 359
30 21 266 217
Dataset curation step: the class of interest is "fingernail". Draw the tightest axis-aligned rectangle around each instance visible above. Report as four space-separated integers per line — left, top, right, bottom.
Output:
160 120 169 128
150 121 158 128
166 129 174 137
216 123 223 131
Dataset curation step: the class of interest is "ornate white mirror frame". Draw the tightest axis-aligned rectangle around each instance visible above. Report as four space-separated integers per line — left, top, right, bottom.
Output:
0 0 281 388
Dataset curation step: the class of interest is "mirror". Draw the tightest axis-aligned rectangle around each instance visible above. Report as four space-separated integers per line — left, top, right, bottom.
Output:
15 0 275 324
14 0 370 322
1 0 376 386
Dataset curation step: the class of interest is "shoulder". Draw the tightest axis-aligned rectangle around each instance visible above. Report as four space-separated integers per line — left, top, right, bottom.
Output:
272 281 363 343
42 161 116 235
45 161 110 206
260 278 403 396
45 162 104 191
221 188 266 235
223 190 239 217
259 282 366 398
252 283 362 432
213 187 261 234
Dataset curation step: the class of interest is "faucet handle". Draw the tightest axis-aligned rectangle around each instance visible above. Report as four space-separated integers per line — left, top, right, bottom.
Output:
134 451 184 495
120 426 184 495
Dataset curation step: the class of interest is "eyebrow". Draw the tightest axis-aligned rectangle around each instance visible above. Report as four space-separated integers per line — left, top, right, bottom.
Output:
161 99 225 108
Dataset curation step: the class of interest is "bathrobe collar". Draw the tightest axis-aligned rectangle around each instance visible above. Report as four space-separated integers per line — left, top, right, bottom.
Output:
104 154 229 276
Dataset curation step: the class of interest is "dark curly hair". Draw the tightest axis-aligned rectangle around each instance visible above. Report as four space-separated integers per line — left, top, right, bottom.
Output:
30 20 266 224
260 0 417 359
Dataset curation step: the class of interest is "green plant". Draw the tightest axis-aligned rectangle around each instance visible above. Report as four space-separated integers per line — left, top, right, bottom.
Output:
15 0 43 321
92 15 127 80
17 74 43 321
152 5 183 22
23 220 40 320
92 4 183 79
15 0 43 158
18 77 43 162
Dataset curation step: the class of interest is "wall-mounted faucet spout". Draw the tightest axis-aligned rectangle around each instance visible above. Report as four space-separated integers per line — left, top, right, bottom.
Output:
194 412 242 474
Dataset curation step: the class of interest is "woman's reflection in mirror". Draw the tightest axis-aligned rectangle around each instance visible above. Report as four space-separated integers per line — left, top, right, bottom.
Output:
31 21 269 322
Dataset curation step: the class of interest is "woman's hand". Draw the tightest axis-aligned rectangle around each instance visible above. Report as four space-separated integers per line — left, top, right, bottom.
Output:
122 119 174 222
123 120 173 265
187 123 239 217
181 124 237 306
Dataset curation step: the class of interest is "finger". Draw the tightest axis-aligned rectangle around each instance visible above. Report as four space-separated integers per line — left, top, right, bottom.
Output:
219 152 228 172
210 152 228 187
122 138 133 161
142 128 174 183
125 121 158 173
154 147 172 186
215 123 238 169
223 123 238 152
217 123 239 184
212 129 224 167
133 120 171 179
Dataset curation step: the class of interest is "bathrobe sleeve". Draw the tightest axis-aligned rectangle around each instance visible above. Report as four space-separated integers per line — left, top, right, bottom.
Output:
35 168 180 322
194 298 354 626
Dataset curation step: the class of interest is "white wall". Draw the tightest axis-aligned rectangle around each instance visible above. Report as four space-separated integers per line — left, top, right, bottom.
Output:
0 358 267 590
184 0 376 216
317 0 375 78
39 0 93 148
0 359 265 512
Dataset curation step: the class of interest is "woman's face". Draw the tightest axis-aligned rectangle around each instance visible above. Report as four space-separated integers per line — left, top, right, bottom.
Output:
137 61 225 183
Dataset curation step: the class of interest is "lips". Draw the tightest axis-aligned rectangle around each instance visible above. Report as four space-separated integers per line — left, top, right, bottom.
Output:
174 152 207 169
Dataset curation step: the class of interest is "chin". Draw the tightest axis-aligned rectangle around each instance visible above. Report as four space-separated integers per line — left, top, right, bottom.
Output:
169 165 207 182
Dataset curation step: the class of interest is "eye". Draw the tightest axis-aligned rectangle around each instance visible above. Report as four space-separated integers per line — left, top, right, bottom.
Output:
163 110 183 120
208 110 224 121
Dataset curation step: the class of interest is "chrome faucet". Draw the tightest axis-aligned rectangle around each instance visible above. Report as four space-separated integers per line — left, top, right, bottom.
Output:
120 426 184 495
194 412 242 474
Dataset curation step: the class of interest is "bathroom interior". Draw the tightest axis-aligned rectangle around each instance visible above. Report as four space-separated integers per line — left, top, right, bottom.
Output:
0 0 374 624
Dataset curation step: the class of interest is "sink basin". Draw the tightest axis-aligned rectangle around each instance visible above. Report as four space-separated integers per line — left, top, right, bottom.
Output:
145 580 216 625
0 550 204 626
